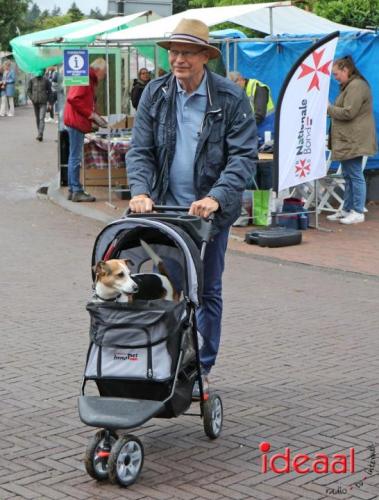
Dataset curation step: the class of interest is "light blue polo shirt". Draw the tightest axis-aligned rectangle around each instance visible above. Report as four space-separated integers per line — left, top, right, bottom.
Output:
165 73 208 207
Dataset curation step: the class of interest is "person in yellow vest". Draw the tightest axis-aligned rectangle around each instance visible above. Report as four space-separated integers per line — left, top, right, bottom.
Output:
229 72 275 142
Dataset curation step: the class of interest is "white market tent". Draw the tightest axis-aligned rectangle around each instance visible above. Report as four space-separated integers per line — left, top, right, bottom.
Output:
101 2 363 43
62 11 160 44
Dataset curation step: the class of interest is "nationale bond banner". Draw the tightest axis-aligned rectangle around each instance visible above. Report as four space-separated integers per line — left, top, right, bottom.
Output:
274 33 339 193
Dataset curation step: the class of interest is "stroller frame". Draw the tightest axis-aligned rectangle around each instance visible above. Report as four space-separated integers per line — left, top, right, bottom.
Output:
79 207 224 487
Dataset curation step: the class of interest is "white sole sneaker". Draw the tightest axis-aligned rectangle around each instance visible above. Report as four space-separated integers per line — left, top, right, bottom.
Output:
340 212 365 224
326 211 349 221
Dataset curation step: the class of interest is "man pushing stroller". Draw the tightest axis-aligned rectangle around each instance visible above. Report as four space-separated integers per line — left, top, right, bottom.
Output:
127 19 257 396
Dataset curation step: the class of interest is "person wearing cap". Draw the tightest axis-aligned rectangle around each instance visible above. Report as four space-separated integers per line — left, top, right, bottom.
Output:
127 19 257 396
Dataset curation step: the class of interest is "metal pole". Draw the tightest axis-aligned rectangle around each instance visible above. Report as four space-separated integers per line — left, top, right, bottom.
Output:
105 42 116 208
226 39 230 77
269 7 274 36
154 43 158 78
234 39 237 71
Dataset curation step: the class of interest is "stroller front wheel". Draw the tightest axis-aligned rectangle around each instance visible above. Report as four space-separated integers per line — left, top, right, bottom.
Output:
84 429 117 481
203 393 223 439
108 434 144 487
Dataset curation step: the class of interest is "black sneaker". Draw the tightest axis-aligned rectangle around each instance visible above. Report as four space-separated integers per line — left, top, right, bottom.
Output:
36 135 43 142
67 191 72 201
71 191 96 202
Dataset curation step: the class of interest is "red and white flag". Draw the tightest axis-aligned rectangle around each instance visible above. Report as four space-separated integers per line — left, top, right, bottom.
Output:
274 32 339 192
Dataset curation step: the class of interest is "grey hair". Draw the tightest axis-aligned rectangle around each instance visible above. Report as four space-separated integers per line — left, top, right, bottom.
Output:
90 58 106 71
229 71 244 82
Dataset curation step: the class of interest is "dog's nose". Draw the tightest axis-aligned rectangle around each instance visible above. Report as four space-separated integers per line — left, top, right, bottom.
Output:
133 283 139 292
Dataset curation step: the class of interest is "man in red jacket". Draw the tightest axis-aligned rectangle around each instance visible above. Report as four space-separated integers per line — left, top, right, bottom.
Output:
64 58 107 202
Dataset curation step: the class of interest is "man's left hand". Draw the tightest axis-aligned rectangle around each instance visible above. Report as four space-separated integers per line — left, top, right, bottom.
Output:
189 197 219 218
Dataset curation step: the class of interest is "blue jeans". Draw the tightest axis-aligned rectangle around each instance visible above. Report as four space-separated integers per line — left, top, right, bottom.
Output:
341 157 366 214
67 126 84 193
197 227 229 374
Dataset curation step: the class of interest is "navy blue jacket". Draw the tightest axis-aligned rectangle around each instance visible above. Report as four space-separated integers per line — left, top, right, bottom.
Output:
127 67 258 229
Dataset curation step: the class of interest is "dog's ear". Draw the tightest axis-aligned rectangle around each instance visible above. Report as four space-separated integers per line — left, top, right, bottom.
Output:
94 260 110 276
124 258 134 268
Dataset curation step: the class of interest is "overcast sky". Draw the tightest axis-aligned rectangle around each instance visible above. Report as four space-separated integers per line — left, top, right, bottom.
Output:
33 1 108 15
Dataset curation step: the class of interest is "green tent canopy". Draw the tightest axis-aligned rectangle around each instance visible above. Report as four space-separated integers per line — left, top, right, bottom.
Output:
10 19 101 74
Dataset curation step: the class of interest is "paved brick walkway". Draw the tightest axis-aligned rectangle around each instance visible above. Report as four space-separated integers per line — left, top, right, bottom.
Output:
0 107 378 499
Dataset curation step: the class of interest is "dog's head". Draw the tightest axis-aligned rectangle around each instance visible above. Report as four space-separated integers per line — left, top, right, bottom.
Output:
94 259 138 297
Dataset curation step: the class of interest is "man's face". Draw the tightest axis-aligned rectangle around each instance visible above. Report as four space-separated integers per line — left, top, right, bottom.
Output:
169 42 209 83
139 69 150 82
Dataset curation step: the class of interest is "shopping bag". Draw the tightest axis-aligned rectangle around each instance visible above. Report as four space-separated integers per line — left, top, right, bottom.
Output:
253 189 273 226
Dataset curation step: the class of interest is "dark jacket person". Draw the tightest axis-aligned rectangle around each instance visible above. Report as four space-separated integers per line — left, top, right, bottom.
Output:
126 19 257 394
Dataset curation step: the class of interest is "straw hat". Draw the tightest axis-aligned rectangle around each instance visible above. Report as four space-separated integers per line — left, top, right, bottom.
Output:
157 19 221 60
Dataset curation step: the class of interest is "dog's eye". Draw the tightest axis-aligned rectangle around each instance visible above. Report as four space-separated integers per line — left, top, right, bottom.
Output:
117 272 124 278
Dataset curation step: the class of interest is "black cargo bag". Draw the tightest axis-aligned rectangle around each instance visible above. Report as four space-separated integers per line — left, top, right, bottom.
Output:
85 299 187 382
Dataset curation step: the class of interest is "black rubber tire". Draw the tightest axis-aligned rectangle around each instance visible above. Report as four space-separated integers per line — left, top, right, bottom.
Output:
108 435 144 487
84 429 117 481
245 228 302 248
203 393 223 439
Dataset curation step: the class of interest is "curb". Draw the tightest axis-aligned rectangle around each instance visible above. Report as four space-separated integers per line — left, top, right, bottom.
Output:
47 173 115 224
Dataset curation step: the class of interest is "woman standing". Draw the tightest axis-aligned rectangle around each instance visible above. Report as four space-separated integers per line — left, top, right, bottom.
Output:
0 60 16 117
130 68 150 110
327 56 377 225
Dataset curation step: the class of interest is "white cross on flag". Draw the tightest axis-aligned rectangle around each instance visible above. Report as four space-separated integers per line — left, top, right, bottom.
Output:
274 33 339 192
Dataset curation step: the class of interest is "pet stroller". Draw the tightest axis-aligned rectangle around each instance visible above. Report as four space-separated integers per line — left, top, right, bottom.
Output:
78 207 224 487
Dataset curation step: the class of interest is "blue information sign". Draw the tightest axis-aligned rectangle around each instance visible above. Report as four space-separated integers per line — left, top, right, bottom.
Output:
63 49 89 86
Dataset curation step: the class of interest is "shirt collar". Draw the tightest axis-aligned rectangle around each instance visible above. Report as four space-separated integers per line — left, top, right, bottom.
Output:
176 71 208 97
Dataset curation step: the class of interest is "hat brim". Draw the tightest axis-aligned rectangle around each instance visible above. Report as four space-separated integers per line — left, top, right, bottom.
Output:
157 39 221 60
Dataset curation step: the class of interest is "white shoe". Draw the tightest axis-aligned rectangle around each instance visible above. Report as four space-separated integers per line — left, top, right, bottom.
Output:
44 117 52 123
340 210 365 225
326 210 349 221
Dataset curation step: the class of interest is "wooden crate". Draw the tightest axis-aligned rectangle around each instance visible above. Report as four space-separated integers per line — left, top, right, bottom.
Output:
80 167 127 187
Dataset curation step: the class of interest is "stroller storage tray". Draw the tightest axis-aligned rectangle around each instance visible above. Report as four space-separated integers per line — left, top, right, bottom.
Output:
78 395 165 430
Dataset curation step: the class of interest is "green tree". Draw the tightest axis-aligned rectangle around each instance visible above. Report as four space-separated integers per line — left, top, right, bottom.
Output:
313 0 379 29
67 2 84 22
0 0 29 50
51 5 62 16
173 0 188 14
89 7 105 19
26 2 41 23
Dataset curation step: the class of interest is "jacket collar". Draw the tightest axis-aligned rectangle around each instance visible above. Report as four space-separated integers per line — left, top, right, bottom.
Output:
161 66 221 112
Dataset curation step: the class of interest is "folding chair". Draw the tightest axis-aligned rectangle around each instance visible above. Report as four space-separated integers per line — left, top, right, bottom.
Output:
317 152 368 214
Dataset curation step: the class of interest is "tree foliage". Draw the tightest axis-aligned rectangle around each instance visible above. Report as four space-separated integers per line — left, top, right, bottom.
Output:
0 0 29 50
313 0 379 29
66 2 84 22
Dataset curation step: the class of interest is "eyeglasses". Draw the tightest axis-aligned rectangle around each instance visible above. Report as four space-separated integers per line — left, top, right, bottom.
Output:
169 49 206 59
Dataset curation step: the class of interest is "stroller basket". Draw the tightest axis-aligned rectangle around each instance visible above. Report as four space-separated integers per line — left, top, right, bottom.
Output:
85 299 188 382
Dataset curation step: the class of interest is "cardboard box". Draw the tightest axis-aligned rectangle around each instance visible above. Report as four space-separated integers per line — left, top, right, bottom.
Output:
80 167 127 187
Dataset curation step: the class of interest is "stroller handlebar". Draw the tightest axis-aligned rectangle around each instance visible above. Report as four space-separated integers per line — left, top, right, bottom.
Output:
124 205 215 247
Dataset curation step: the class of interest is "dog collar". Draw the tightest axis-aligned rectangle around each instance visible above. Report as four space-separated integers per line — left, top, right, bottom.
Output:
94 292 121 302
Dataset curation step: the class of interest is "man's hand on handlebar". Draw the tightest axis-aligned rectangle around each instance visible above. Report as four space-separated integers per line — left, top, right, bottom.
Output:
129 194 153 213
189 196 219 219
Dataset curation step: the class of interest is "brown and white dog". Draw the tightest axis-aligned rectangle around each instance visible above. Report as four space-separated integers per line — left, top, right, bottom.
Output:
93 259 138 302
93 240 179 302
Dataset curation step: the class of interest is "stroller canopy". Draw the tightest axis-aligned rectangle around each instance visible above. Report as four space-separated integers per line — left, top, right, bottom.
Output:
92 217 204 305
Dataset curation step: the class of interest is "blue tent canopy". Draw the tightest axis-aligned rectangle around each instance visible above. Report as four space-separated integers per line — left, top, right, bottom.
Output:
221 31 379 169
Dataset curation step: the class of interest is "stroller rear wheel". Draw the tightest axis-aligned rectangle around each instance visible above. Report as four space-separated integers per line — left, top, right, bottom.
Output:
84 429 117 481
108 434 144 487
203 393 223 439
